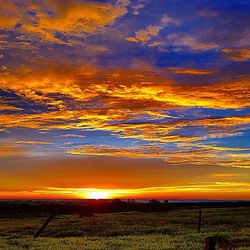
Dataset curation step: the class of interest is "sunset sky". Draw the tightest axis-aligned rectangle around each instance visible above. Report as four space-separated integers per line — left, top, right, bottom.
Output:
0 0 250 200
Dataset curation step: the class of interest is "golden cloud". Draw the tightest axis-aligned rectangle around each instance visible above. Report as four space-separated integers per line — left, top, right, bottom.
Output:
0 64 249 169
194 145 249 152
223 48 250 61
103 114 250 144
1 65 249 111
0 103 22 111
106 122 205 143
0 64 249 142
169 67 215 75
0 109 129 130
1 111 248 148
0 0 127 43
189 115 250 127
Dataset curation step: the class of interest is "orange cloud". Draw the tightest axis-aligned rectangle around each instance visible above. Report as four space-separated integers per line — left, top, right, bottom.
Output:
194 145 249 152
0 103 22 111
1 65 249 111
126 36 139 43
0 64 249 152
212 173 244 178
0 64 249 170
104 114 250 144
0 145 27 157
169 67 215 75
0 0 20 29
223 48 250 61
189 115 250 127
0 0 127 43
1 112 248 150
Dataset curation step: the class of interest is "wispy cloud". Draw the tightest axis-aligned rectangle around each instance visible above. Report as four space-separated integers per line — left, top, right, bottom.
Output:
14 140 54 145
212 173 245 178
126 15 180 43
169 67 215 75
223 48 250 61
67 143 250 169
60 134 86 138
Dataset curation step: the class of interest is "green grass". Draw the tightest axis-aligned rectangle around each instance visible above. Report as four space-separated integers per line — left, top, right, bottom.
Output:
0 206 249 249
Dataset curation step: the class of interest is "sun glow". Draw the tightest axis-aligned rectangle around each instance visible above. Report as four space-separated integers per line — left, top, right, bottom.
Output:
86 191 110 199
26 182 250 201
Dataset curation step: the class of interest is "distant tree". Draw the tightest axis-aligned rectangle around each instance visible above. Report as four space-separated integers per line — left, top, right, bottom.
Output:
149 199 161 204
127 199 135 203
148 199 162 211
112 198 122 204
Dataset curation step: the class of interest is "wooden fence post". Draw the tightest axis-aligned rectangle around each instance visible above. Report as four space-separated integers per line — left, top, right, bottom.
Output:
205 237 216 250
33 213 56 238
204 236 236 250
198 210 202 233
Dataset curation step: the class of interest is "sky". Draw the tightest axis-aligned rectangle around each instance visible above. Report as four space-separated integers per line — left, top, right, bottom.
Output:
0 0 250 200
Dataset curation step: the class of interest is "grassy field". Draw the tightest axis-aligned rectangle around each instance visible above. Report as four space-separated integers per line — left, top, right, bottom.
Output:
0 205 249 249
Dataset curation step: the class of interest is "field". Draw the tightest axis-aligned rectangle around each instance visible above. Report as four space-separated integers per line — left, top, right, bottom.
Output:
0 202 249 249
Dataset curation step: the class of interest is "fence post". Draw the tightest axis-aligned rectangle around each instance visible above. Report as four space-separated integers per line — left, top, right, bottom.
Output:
198 210 202 233
33 213 56 238
205 236 236 250
205 237 216 250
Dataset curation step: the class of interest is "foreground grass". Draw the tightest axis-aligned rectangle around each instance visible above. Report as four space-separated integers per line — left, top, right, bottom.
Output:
1 232 249 250
0 206 249 249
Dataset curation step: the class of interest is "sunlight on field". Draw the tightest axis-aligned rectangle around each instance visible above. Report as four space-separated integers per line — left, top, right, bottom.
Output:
0 205 249 250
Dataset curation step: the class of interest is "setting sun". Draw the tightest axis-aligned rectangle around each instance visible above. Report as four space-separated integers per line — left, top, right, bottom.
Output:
86 191 110 200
